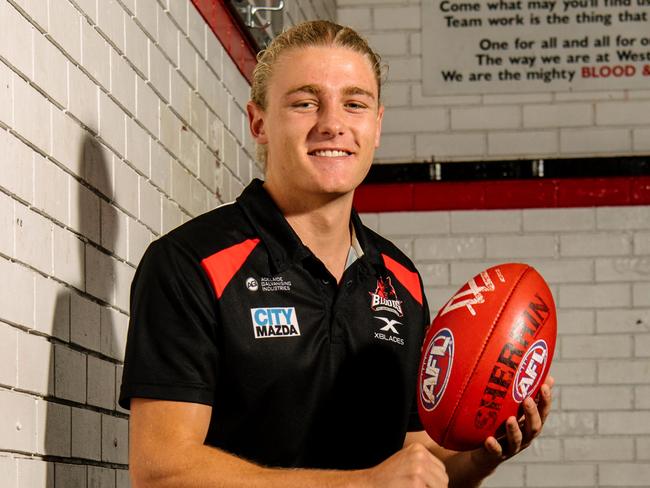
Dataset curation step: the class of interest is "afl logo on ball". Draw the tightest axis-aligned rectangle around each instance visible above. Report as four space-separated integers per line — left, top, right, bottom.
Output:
513 339 548 403
420 328 454 412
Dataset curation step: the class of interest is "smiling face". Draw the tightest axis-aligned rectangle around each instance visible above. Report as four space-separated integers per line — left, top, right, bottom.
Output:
248 45 384 204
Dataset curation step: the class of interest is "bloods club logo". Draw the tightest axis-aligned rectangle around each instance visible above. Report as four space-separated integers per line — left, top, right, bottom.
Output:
369 276 403 317
513 339 548 403
420 328 454 411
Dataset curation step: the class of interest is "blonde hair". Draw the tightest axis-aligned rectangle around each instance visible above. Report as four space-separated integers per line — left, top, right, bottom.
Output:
250 20 385 163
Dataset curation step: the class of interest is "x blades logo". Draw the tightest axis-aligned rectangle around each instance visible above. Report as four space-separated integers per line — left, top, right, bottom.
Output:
373 315 405 346
375 316 402 335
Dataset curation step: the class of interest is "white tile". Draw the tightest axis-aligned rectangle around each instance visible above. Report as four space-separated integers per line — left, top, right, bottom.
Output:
415 133 485 159
0 63 13 126
33 34 67 107
82 22 111 88
13 77 52 153
523 104 593 128
124 15 148 77
170 68 191 124
178 34 197 89
101 414 128 463
148 41 171 102
54 344 86 403
0 389 36 452
87 356 115 410
50 109 85 176
0 258 34 328
561 128 631 154
35 400 71 456
157 8 178 65
596 101 650 126
187 1 206 56
71 407 101 460
374 5 420 29
125 117 150 176
0 1 34 78
15 203 52 274
0 322 17 387
139 178 161 233
110 50 137 116
96 0 125 52
99 92 126 157
34 275 69 340
135 0 157 39
17 332 53 395
159 104 181 158
0 130 34 204
68 64 99 131
69 178 101 243
16 458 52 488
101 200 128 260
382 108 447 134
70 292 101 352
85 245 115 304
52 225 85 288
452 106 521 131
114 160 139 217
135 77 159 137
488 130 558 156
54 463 86 488
34 155 69 225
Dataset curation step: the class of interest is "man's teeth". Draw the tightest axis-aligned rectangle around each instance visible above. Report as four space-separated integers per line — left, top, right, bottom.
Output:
312 150 349 157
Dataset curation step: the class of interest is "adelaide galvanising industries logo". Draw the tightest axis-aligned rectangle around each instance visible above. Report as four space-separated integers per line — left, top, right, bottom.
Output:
250 307 300 339
512 339 548 403
420 328 454 412
369 276 403 317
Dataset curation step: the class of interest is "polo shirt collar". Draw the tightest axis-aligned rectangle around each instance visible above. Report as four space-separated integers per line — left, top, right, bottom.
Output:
237 179 382 273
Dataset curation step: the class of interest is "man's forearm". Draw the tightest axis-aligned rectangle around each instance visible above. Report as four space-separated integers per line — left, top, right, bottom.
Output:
131 443 368 488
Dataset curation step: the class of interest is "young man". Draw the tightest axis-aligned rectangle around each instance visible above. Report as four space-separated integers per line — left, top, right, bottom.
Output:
120 20 553 488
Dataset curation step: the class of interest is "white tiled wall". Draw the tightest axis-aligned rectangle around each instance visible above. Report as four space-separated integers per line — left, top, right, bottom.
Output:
362 207 650 487
0 0 333 486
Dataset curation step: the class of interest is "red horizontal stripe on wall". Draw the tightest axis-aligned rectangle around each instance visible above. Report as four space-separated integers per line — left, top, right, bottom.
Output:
191 0 256 83
353 177 650 212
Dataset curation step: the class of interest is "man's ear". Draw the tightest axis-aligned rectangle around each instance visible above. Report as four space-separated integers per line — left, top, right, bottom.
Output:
247 101 268 144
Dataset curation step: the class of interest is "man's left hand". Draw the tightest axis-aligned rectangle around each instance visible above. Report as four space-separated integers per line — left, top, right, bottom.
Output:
472 375 555 467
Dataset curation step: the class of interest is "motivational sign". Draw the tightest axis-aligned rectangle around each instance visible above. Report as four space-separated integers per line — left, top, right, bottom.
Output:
422 0 650 94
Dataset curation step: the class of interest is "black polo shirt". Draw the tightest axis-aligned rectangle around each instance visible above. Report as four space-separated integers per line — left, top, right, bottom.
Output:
119 179 429 470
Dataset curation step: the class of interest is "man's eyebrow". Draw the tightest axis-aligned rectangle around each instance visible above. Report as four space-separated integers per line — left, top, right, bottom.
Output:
284 85 321 97
284 85 376 100
342 86 376 100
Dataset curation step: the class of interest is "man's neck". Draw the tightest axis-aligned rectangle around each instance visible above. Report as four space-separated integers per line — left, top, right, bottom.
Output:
263 182 354 283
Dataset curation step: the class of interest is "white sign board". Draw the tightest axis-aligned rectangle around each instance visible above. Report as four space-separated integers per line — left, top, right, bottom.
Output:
422 0 650 95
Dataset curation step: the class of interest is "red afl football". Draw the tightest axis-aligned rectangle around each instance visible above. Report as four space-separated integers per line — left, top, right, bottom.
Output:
418 263 557 451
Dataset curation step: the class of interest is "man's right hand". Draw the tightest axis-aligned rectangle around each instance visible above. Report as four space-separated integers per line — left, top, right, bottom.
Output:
364 442 449 488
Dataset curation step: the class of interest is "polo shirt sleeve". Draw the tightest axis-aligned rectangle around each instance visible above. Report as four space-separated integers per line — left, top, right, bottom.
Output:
119 237 219 409
407 283 430 432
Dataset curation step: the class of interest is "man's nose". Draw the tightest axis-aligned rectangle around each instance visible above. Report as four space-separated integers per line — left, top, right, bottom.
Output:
316 104 345 136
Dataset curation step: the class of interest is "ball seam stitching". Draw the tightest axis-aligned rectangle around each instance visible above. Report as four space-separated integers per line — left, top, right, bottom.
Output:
443 265 532 448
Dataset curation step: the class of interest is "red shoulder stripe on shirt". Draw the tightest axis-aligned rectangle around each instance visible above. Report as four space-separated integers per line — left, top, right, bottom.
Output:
381 253 423 306
201 238 260 298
